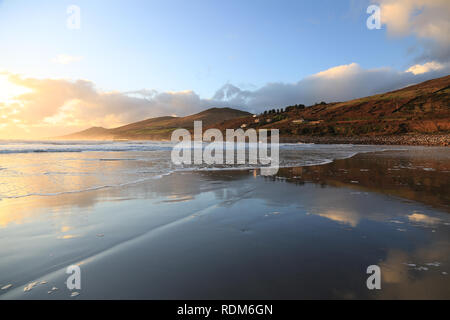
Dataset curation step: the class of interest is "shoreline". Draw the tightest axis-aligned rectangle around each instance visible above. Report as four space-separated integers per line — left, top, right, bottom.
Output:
280 134 450 147
280 134 450 146
0 148 449 299
43 133 450 146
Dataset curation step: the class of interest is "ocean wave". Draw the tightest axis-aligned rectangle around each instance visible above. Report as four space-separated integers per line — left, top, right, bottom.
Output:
0 140 363 154
0 174 170 199
0 142 408 199
0 146 173 154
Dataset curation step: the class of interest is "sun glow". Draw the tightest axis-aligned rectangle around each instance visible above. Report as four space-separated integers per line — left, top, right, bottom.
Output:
0 74 31 103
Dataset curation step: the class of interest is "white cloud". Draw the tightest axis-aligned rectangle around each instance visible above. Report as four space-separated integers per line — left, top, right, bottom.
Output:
213 62 450 113
406 61 446 75
408 213 441 225
52 54 83 65
376 0 450 62
1 73 230 130
313 63 361 79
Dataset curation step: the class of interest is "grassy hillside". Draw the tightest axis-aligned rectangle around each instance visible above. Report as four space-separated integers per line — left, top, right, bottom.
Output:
60 76 449 142
60 107 251 140
210 75 450 137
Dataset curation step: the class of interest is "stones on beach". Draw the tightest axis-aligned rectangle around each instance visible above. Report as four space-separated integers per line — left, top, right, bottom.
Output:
24 280 48 292
47 286 59 294
425 262 441 267
265 211 281 217
1 284 12 290
290 134 450 146
404 264 428 271
415 266 429 271
404 263 442 272
24 282 38 292
188 213 200 219
389 220 404 224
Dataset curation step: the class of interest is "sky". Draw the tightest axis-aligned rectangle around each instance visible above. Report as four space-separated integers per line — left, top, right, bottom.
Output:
0 0 449 139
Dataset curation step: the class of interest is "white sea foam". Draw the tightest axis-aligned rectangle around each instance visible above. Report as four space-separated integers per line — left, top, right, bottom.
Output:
0 140 409 199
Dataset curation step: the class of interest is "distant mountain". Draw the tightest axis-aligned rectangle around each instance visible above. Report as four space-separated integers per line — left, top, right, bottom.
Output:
59 76 450 141
210 75 450 137
59 107 251 140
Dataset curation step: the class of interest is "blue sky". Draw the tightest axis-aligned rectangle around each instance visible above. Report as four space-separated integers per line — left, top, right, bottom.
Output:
0 0 449 138
0 0 417 96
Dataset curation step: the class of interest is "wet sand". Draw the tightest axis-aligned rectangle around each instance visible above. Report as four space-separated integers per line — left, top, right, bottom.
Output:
0 148 449 299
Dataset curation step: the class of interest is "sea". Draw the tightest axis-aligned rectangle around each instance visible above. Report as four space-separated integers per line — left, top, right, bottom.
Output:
0 140 407 199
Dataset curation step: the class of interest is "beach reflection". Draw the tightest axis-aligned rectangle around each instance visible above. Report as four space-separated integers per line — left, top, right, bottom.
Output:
377 241 450 299
0 149 449 299
276 149 450 211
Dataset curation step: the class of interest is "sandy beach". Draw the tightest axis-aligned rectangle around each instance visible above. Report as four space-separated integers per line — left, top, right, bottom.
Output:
0 146 449 300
